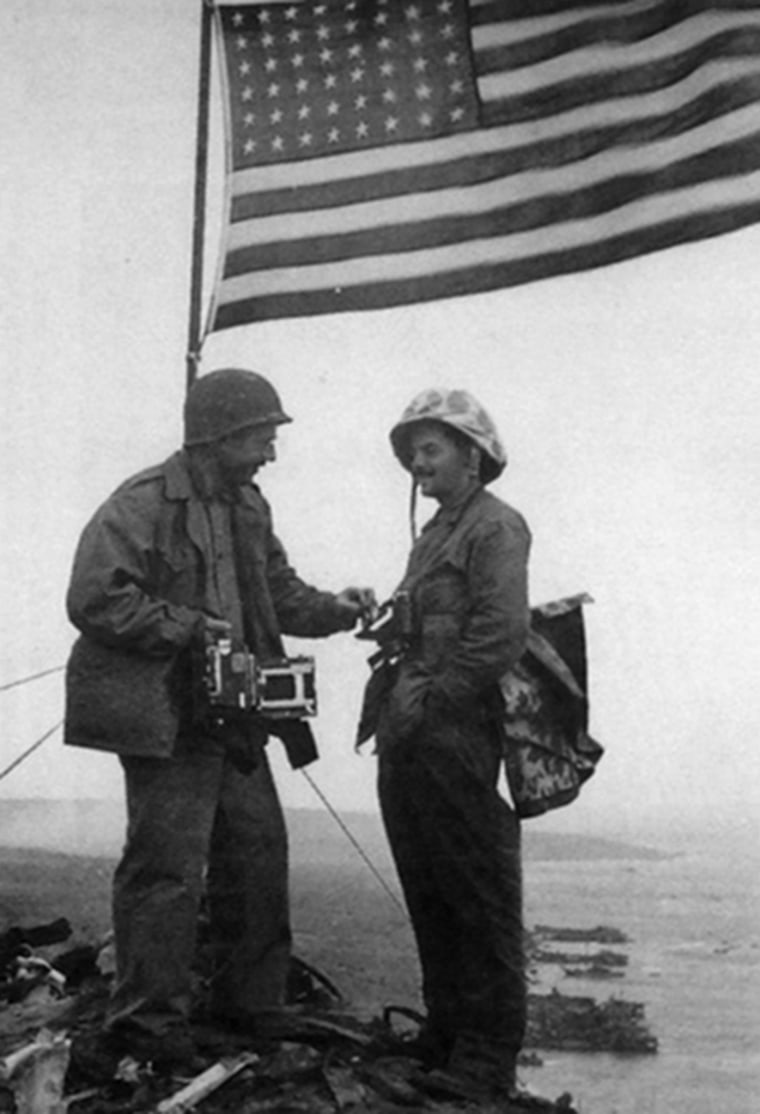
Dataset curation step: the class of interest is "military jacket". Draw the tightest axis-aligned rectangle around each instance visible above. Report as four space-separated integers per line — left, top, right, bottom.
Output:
65 451 349 756
378 486 531 745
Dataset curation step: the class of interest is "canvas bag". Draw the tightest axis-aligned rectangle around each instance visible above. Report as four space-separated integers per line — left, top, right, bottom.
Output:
499 593 603 818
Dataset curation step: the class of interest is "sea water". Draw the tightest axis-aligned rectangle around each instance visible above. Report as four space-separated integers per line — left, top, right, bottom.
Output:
520 828 760 1114
0 800 756 1113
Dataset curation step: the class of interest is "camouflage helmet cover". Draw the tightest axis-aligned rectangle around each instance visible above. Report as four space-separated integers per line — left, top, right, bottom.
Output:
184 368 292 446
390 388 507 483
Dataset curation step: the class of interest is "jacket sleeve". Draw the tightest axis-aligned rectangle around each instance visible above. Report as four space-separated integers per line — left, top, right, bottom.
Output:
267 531 354 636
66 486 203 656
426 516 531 716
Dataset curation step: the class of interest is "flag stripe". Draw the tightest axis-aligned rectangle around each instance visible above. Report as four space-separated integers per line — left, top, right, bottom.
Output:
480 28 760 122
216 170 760 302
223 130 760 275
230 61 760 215
208 0 760 329
226 97 760 250
474 7 760 77
224 112 760 259
472 0 760 19
469 0 661 42
213 201 760 326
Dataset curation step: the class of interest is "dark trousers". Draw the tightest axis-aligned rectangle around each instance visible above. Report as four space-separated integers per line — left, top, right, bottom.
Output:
378 718 525 1055
107 748 290 1036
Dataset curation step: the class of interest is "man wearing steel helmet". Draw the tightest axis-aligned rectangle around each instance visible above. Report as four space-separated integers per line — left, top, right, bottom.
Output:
361 388 530 1099
65 368 375 1067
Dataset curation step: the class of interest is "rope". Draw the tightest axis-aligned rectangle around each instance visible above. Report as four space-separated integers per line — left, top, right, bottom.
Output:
0 667 411 923
300 768 408 918
408 478 419 543
0 720 63 783
0 666 65 694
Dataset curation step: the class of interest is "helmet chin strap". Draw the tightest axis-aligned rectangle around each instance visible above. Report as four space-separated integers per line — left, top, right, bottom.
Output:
409 477 419 543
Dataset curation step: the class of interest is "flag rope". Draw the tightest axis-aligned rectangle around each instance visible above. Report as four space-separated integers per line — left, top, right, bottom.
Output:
0 664 406 922
300 767 408 919
0 721 63 784
0 664 407 921
0 665 65 694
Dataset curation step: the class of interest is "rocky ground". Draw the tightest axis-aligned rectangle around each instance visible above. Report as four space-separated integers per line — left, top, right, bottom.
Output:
0 838 657 1113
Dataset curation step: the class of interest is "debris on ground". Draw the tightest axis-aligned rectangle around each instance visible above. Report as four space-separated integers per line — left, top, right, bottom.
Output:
0 1027 70 1114
154 1052 258 1114
0 918 659 1113
0 922 73 975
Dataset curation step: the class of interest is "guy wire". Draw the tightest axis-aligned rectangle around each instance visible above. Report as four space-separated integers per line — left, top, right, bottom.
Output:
0 668 409 919
0 665 65 694
409 477 419 542
0 721 63 783
300 768 407 918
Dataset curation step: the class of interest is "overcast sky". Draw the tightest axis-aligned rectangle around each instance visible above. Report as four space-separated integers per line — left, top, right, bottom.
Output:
1 1 758 845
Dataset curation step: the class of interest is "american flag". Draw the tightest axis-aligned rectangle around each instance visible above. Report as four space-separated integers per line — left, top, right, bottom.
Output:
208 0 760 330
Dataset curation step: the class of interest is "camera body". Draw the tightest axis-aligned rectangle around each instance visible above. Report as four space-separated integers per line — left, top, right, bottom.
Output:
203 635 317 719
355 590 413 669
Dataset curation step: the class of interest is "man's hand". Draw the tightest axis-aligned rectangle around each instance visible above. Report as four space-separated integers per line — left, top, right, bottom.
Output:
335 587 378 629
193 614 232 646
204 616 232 637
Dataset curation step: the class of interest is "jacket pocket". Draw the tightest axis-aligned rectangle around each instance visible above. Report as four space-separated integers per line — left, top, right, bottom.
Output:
417 563 467 666
64 636 179 757
417 562 467 615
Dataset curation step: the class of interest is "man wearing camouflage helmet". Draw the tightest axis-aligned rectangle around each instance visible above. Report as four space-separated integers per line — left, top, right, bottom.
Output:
360 388 530 1099
65 368 375 1067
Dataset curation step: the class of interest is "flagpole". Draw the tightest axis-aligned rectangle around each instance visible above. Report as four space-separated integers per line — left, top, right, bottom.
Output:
185 0 214 395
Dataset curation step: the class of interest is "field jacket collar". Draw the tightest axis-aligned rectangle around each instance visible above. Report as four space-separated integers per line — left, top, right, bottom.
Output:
163 450 253 505
422 482 485 535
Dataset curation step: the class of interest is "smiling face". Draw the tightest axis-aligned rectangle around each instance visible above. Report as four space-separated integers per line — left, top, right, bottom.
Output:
214 422 279 485
407 420 481 506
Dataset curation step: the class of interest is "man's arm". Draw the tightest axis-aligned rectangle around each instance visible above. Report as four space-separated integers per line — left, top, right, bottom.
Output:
266 530 372 635
66 486 204 655
426 517 530 716
383 516 530 740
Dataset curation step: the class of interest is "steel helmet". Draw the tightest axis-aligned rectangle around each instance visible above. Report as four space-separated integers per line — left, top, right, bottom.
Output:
390 388 507 483
184 368 292 446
